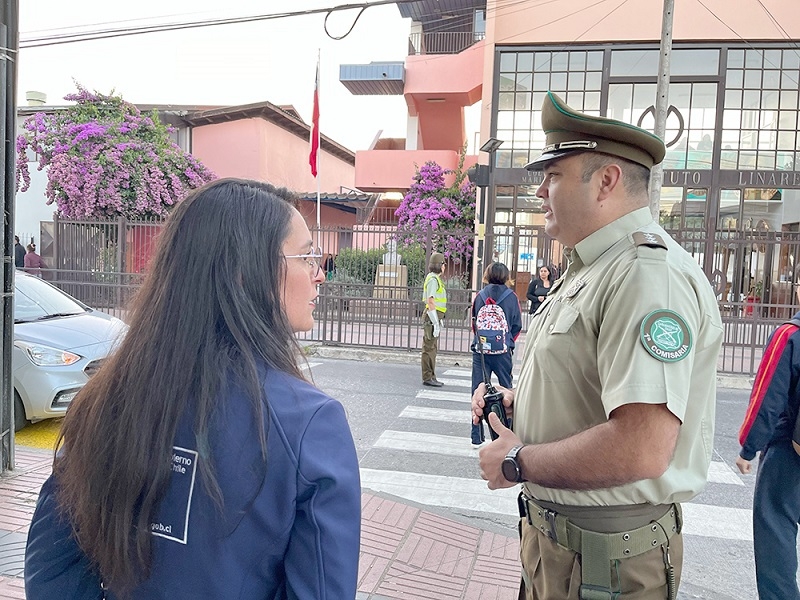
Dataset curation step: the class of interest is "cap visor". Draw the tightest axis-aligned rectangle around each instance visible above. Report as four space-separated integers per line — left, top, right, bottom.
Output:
524 149 583 171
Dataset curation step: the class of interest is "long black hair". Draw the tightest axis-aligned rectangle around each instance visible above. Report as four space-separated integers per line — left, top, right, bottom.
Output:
54 178 304 594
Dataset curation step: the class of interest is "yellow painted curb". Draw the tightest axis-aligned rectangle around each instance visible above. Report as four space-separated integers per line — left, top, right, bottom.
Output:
15 418 62 450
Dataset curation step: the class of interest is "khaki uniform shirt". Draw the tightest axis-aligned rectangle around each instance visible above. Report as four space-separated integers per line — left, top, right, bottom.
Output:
516 208 723 506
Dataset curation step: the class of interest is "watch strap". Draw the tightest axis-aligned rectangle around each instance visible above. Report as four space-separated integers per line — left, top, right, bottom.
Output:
503 445 525 483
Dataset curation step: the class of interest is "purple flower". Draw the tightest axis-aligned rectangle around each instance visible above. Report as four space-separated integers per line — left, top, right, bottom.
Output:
395 150 476 264
15 82 217 218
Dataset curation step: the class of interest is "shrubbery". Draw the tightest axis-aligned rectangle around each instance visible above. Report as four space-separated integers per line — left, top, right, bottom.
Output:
16 83 216 219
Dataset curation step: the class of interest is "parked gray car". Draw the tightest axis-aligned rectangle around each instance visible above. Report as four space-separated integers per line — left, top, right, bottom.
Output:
13 271 127 431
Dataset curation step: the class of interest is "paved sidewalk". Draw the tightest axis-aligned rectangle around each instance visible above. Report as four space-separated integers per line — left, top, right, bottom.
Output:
0 446 520 600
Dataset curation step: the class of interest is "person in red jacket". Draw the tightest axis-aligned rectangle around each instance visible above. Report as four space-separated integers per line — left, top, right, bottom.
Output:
737 284 800 600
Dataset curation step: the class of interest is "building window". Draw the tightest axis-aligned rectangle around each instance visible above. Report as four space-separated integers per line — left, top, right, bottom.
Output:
723 47 800 171
496 49 603 168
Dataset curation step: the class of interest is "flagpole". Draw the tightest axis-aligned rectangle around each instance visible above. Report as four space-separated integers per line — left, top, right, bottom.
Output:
315 49 321 250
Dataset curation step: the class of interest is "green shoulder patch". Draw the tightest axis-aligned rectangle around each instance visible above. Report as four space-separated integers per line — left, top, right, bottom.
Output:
632 232 667 249
639 310 692 362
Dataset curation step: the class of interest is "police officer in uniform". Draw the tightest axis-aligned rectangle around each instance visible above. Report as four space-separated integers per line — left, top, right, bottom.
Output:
472 91 723 600
422 252 447 387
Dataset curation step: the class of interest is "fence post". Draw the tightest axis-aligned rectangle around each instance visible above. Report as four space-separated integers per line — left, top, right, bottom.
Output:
53 213 60 270
425 223 433 261
116 216 126 311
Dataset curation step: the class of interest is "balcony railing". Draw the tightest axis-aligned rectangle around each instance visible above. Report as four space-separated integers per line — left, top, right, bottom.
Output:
408 31 485 55
356 206 399 225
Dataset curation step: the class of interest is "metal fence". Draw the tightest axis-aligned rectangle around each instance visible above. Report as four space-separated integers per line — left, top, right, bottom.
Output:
34 217 800 376
50 214 164 275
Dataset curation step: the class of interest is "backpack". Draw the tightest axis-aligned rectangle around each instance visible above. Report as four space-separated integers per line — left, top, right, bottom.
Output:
475 288 514 355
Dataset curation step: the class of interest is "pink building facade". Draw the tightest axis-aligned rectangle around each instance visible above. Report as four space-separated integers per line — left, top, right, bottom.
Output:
344 0 800 309
187 102 364 234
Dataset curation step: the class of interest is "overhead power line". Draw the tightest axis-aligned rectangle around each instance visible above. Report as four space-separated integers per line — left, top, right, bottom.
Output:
19 0 418 48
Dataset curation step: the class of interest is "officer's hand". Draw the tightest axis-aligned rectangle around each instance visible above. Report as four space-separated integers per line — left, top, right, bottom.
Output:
471 384 515 424
471 383 487 425
735 455 752 474
479 412 521 490
432 322 440 337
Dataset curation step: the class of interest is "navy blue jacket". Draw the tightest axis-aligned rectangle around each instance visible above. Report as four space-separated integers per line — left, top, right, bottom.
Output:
471 283 523 351
739 312 800 460
25 367 361 599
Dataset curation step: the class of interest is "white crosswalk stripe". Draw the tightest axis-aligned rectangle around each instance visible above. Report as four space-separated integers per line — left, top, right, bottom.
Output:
706 460 744 486
375 430 476 457
682 503 751 541
400 406 471 422
416 389 471 403
434 378 471 388
360 468 518 515
443 368 472 377
299 361 321 371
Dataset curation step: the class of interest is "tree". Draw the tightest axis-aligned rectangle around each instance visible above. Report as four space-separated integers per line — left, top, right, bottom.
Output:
394 148 476 264
16 84 216 219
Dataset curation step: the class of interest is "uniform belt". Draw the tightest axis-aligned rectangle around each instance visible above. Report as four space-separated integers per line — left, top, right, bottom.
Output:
518 493 682 560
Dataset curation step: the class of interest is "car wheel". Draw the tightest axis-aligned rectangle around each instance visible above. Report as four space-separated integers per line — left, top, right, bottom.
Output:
13 391 28 432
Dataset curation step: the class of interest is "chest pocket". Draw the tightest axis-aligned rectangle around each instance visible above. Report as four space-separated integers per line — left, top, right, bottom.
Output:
537 300 579 382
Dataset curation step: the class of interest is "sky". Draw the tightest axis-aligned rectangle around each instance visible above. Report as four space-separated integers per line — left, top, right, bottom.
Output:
18 0 416 152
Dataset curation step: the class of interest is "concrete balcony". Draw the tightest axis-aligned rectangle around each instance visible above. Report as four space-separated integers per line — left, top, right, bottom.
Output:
339 62 405 96
408 31 485 55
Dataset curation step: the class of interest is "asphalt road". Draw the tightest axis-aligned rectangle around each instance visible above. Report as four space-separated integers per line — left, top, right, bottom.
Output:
16 356 798 599
307 356 792 600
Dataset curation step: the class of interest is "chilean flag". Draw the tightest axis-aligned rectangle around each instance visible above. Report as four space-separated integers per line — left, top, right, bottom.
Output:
309 58 320 178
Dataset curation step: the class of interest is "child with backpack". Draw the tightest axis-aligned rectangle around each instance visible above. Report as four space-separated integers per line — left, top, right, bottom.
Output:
470 262 522 446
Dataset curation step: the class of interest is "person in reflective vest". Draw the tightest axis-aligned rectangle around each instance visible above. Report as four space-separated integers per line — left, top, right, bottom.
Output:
421 252 447 387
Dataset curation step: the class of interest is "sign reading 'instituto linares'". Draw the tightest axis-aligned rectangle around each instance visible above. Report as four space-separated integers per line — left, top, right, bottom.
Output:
496 168 800 189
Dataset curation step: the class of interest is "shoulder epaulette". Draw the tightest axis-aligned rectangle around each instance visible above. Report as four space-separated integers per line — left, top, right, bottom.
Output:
632 231 667 250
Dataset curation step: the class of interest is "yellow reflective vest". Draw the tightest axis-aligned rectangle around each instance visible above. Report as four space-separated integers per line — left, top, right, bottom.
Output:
422 272 447 313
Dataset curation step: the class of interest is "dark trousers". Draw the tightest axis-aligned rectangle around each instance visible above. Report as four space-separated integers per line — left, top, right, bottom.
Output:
421 311 444 382
470 350 513 443
753 441 800 600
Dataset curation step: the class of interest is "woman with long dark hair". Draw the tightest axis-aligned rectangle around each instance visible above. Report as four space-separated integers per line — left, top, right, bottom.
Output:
25 179 361 599
526 264 554 314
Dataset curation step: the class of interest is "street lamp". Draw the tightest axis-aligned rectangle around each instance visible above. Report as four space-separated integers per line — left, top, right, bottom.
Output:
479 138 504 154
477 137 503 284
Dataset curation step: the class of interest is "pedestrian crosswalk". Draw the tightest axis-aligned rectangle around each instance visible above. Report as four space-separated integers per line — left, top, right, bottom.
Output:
360 367 755 542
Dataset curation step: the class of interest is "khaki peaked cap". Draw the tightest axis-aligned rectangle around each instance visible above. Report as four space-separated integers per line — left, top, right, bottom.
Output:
428 252 445 268
525 91 666 171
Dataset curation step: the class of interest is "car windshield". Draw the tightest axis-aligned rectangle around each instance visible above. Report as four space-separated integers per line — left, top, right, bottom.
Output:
14 275 88 323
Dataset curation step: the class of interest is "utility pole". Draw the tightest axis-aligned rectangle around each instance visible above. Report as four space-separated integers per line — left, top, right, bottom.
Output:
649 0 675 219
0 0 18 472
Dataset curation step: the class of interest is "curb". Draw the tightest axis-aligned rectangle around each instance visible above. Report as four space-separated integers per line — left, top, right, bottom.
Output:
305 343 473 368
304 343 755 390
716 375 754 390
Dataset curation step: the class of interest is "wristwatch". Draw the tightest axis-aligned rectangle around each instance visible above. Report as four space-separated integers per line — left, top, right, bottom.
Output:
501 445 526 483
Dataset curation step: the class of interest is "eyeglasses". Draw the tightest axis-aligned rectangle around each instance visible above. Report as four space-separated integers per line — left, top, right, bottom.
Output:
284 247 323 278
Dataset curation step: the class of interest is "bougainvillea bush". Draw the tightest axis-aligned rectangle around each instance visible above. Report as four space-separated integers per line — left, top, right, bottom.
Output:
16 84 216 219
394 150 476 263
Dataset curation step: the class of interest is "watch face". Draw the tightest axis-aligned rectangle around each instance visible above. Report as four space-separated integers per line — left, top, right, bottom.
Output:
502 458 519 483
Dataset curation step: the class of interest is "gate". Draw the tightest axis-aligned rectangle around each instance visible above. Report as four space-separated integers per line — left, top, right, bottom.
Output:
34 216 800 376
